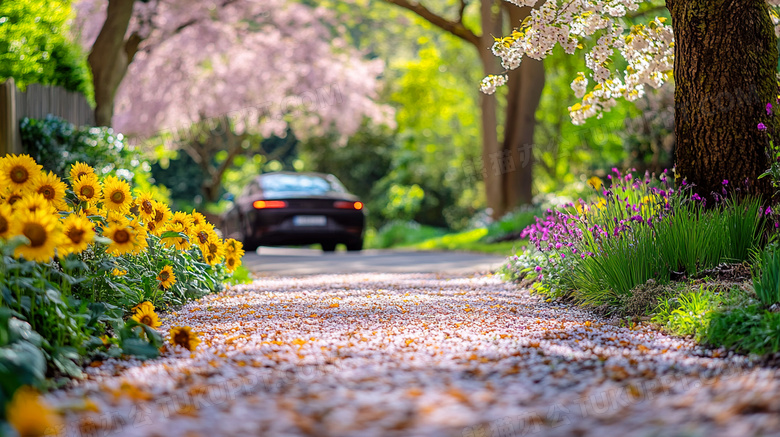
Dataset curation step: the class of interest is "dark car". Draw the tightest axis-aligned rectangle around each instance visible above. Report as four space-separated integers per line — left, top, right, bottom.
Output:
221 172 365 252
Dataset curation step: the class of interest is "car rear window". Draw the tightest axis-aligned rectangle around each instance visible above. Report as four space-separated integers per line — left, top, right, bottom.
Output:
260 174 343 195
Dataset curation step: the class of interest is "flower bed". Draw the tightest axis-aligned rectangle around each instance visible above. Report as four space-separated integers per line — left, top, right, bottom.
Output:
0 154 244 435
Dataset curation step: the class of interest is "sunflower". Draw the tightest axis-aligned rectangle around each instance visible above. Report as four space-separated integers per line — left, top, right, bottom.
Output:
29 171 68 210
169 326 200 351
73 174 102 203
161 222 191 250
105 210 129 226
11 209 63 262
224 238 245 258
134 191 156 221
14 193 56 215
202 237 224 266
59 214 95 255
189 211 208 229
132 301 154 312
132 304 161 329
1 188 25 206
128 219 149 255
103 221 138 256
146 201 171 236
191 222 217 246
6 386 62 437
102 176 132 213
69 162 96 182
111 268 127 277
224 254 242 273
0 154 42 192
0 203 12 239
157 265 177 289
169 211 193 232
587 176 603 191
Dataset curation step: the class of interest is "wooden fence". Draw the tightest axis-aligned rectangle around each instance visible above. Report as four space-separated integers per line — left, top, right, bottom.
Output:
0 78 95 156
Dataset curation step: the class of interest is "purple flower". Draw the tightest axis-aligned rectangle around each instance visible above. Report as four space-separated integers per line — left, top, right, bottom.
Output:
535 266 542 272
768 103 773 115
766 206 773 216
758 123 767 132
560 254 566 259
722 179 729 185
692 193 702 201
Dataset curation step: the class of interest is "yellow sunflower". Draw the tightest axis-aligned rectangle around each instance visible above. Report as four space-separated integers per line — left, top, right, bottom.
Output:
191 222 217 246
11 209 63 262
0 203 12 239
202 237 224 266
0 154 42 192
587 176 603 191
72 174 102 203
134 191 156 221
29 171 68 210
111 268 127 276
169 211 193 232
224 254 242 273
102 176 132 213
146 201 171 236
128 219 149 255
189 211 208 229
161 222 191 250
224 238 245 258
6 386 62 437
1 188 25 206
169 326 200 351
132 304 161 329
105 211 129 226
59 213 95 255
103 221 138 256
132 301 154 312
156 265 176 289
14 193 56 215
69 162 96 182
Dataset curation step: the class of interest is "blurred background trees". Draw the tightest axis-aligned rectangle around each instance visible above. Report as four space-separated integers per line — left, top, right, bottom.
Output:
2 0 677 239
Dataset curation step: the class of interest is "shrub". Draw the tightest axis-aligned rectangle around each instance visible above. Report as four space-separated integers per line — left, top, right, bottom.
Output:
707 306 780 355
652 286 722 340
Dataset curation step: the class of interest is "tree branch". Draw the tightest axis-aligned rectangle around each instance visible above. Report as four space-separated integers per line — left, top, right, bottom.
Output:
381 0 480 46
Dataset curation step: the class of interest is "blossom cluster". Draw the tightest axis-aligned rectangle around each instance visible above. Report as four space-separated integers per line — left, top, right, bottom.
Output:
483 1 780 125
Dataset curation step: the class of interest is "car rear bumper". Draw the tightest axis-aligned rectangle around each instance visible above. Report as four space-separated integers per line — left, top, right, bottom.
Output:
248 210 364 245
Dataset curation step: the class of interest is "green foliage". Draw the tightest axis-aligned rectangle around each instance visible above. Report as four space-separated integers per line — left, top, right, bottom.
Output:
752 244 780 306
366 221 447 249
707 306 780 355
0 0 93 99
0 308 47 411
652 286 722 340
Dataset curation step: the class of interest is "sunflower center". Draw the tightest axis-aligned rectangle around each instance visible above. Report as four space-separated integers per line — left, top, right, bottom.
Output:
7 194 21 205
174 331 190 346
141 200 153 215
10 166 28 184
208 243 217 253
0 216 8 235
110 190 126 204
140 315 152 326
67 228 85 244
80 186 95 198
23 223 47 247
39 185 55 200
227 258 235 267
114 229 131 244
198 232 208 244
159 271 170 281
76 171 89 180
154 210 164 222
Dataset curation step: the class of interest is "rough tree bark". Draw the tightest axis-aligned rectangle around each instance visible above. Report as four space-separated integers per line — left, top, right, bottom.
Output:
88 0 140 127
503 4 544 211
479 0 504 219
667 0 778 199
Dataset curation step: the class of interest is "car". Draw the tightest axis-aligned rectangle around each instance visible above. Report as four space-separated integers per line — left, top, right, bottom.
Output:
221 172 365 252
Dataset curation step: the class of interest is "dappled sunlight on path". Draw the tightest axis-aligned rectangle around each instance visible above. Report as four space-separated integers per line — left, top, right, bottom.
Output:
50 274 780 437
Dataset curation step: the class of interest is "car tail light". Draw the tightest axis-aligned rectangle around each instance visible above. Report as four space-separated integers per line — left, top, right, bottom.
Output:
334 201 363 210
253 200 287 209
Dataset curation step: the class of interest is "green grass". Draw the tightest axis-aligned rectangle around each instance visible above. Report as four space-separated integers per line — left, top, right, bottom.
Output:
404 228 525 255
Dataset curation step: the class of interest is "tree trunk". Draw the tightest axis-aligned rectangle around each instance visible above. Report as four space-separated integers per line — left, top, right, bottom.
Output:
479 0 504 219
502 4 545 211
667 0 777 200
88 0 138 127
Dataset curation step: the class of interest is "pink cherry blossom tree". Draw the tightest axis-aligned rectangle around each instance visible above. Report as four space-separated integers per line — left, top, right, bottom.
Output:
485 0 780 199
74 0 392 199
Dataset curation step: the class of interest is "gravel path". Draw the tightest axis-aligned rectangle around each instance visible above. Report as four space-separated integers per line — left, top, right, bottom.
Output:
50 274 780 437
